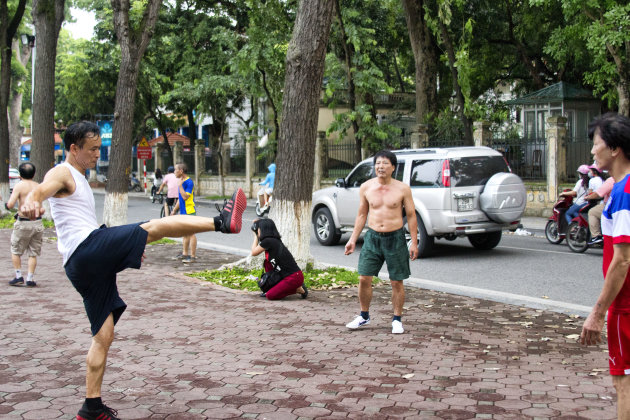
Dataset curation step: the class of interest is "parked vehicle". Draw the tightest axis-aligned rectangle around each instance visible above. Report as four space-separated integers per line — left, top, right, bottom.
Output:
567 200 602 253
9 168 19 191
545 192 573 244
311 147 527 257
129 173 142 192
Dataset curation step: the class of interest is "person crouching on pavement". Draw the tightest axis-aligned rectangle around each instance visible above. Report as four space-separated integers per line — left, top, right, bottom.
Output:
250 218 308 300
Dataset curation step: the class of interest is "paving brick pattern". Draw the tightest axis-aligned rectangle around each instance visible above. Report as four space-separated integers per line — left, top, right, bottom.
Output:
0 230 618 418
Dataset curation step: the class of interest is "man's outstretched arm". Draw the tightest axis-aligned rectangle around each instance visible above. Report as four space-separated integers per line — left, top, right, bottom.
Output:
21 166 72 219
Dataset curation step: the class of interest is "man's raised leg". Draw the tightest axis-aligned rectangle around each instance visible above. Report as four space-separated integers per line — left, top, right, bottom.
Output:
141 188 246 243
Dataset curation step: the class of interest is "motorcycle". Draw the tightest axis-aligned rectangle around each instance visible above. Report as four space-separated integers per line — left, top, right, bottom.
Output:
545 191 573 244
255 188 272 217
566 200 602 253
129 173 142 192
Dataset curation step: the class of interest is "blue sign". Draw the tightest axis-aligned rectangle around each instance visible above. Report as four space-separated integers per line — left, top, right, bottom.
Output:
97 120 113 147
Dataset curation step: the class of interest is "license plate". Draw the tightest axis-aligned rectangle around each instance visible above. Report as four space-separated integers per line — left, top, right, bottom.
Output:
457 197 474 212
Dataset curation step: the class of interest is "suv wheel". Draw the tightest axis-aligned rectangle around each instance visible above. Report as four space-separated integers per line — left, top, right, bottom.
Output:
313 207 341 246
468 231 502 250
479 173 526 223
404 213 434 258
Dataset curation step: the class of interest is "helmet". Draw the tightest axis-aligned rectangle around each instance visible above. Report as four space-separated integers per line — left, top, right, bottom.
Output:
167 166 175 173
577 164 590 175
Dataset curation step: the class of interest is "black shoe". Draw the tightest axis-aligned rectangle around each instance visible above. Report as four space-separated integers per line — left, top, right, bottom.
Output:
259 292 267 297
588 236 603 246
9 277 24 286
215 188 247 234
77 404 120 420
26 280 37 287
300 285 308 299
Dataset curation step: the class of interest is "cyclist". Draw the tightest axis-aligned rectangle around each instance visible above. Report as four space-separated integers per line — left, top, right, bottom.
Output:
156 166 178 216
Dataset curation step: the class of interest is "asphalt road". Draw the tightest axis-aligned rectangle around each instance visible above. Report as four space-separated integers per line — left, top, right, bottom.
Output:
94 192 603 316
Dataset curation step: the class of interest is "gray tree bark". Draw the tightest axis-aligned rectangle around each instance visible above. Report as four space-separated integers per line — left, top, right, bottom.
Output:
401 0 439 125
30 0 65 183
272 0 335 266
104 0 161 226
8 38 32 168
0 0 27 208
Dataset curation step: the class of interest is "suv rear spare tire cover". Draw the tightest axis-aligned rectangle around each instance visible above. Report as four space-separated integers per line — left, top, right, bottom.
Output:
479 172 526 223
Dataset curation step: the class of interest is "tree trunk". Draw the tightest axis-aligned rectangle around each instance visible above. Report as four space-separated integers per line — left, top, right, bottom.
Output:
272 0 335 267
9 38 31 168
0 0 27 209
104 0 161 226
8 89 24 168
606 42 630 117
334 0 361 163
187 108 197 140
31 0 65 183
438 21 473 145
401 0 439 125
258 66 280 142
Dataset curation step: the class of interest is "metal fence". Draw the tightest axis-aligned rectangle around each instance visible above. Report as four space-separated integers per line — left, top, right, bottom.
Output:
488 133 547 181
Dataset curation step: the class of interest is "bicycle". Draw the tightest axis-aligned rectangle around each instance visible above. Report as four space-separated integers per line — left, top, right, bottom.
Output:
152 191 165 204
160 197 176 218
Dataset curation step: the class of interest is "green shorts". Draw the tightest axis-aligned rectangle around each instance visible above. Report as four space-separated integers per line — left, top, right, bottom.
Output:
358 228 410 281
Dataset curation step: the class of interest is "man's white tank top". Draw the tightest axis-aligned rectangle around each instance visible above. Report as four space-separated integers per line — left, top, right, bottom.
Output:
48 162 99 265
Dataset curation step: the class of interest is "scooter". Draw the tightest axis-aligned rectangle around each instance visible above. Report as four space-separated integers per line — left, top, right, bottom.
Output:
129 173 142 192
566 200 602 253
255 189 272 217
545 191 573 244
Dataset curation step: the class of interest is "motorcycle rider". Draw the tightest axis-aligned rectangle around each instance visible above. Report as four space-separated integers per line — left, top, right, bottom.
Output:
258 163 275 211
559 165 591 228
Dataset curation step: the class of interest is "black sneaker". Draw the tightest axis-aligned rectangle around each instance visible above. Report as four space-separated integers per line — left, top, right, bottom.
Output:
9 277 24 286
77 404 120 420
300 285 308 299
26 280 37 287
216 188 247 233
588 235 603 246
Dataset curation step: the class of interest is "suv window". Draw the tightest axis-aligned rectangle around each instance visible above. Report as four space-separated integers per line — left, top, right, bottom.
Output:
394 162 405 181
410 159 443 187
346 163 373 187
450 156 509 187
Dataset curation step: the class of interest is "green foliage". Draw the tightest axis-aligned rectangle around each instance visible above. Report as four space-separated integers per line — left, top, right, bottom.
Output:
0 213 54 229
148 238 176 245
187 265 376 292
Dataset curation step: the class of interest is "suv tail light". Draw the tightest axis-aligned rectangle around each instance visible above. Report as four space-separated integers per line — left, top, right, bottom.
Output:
441 159 451 187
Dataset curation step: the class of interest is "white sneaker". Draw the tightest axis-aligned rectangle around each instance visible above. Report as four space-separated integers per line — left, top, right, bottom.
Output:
346 315 370 329
392 320 404 334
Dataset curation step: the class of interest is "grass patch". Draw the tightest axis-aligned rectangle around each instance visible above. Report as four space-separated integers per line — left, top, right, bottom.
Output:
187 266 377 292
203 195 231 201
0 213 54 229
148 238 177 245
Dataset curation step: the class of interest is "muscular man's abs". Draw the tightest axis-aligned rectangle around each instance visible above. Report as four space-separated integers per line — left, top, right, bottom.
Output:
364 181 405 232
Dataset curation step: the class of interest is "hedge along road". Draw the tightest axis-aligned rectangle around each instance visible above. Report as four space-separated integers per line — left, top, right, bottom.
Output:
94 192 601 316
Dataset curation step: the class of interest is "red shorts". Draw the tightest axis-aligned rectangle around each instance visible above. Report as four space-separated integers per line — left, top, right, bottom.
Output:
607 311 630 375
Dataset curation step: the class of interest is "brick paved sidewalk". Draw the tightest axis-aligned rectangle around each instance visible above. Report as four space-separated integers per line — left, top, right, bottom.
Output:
0 229 617 419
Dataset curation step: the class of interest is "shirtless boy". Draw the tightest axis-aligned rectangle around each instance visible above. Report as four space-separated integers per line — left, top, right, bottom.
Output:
6 162 43 287
344 150 418 334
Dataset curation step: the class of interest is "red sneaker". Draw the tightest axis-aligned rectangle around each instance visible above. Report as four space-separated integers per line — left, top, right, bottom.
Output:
217 188 247 233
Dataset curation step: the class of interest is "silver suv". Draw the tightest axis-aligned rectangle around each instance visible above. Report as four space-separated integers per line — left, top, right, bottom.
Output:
311 147 526 257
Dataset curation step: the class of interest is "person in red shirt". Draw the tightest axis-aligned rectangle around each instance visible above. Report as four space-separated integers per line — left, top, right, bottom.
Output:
581 112 630 419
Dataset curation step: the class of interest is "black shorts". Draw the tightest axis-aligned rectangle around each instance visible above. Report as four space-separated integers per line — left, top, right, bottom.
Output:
65 223 148 336
166 197 177 206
